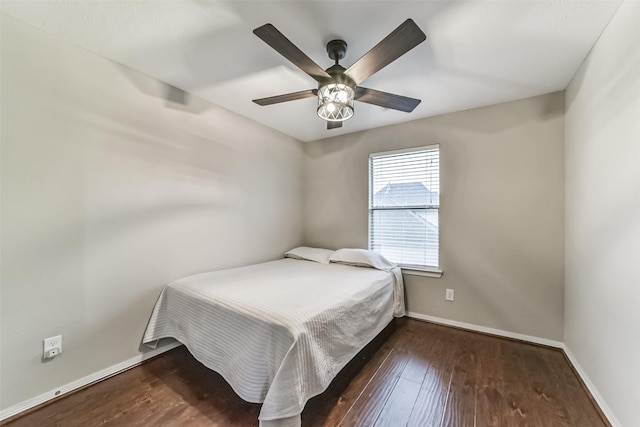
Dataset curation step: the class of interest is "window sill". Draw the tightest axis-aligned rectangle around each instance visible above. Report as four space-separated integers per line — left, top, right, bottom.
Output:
400 267 443 278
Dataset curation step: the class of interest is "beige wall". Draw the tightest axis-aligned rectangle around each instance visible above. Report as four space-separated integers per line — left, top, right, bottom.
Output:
565 1 640 426
304 92 565 341
0 15 304 411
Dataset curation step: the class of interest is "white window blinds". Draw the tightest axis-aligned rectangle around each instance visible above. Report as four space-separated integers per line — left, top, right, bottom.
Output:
369 145 440 269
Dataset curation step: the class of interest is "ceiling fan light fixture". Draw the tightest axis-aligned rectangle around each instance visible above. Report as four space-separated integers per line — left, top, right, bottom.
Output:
252 20 426 129
317 83 354 122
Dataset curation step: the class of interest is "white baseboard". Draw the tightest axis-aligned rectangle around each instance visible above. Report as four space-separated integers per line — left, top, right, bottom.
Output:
0 341 182 422
561 345 621 427
407 312 564 348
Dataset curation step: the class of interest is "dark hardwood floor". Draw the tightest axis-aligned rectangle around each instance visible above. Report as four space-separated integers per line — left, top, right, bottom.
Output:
3 319 609 427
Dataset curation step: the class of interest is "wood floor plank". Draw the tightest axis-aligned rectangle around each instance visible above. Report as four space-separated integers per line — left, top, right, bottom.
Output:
549 349 610 426
372 326 434 427
374 377 422 427
406 328 454 427
475 335 515 427
524 346 606 427
501 340 547 426
336 349 410 426
441 348 478 427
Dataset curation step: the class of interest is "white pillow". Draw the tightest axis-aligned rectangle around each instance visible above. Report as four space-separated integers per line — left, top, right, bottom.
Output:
329 248 396 271
284 246 334 264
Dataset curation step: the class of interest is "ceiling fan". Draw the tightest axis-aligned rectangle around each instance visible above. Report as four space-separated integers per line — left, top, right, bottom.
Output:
252 19 426 130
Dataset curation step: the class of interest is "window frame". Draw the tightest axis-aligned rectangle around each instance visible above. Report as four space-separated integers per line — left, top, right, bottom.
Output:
368 144 442 276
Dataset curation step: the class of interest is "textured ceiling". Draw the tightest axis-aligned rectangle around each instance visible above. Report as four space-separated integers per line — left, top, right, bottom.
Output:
1 1 622 141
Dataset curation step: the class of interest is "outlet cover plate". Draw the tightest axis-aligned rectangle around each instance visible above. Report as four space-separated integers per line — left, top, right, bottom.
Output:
445 289 455 301
43 335 62 358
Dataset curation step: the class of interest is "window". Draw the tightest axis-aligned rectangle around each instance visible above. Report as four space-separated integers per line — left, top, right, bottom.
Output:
369 145 440 270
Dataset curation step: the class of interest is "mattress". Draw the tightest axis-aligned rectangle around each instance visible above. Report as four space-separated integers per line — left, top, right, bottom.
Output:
142 258 404 424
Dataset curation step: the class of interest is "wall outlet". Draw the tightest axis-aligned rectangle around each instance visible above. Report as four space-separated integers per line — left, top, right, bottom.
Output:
43 335 62 359
445 289 455 301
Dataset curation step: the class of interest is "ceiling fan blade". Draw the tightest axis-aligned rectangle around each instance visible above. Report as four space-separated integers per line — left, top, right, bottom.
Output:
345 19 426 85
327 121 343 130
355 87 421 112
253 89 317 106
254 24 332 83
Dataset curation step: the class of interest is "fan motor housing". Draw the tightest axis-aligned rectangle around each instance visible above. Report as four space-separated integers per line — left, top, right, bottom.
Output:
323 64 355 88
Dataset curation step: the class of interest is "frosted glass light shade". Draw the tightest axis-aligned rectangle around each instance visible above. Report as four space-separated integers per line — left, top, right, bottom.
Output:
317 84 354 122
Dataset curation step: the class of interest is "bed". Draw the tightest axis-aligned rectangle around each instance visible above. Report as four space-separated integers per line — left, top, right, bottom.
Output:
142 248 404 427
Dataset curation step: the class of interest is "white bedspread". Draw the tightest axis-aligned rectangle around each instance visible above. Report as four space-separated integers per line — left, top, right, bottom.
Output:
142 258 404 423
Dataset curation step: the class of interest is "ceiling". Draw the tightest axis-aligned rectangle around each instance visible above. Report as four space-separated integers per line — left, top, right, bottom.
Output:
1 1 622 142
